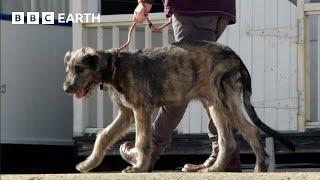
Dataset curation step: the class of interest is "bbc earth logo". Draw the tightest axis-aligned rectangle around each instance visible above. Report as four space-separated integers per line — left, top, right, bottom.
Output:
12 12 101 24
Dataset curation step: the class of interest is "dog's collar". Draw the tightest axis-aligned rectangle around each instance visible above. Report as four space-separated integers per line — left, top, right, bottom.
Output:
100 51 119 88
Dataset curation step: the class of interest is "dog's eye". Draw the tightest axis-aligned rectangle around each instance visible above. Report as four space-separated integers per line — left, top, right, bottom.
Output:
75 66 84 74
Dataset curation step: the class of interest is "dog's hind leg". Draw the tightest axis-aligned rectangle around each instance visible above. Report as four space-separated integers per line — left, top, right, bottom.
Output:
199 103 237 172
237 93 268 172
76 104 133 173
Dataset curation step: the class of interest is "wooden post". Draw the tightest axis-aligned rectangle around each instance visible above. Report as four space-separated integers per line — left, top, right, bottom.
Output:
162 27 169 46
129 26 136 50
265 137 275 171
297 0 306 132
112 26 120 119
304 14 311 123
97 27 104 128
128 26 136 132
96 27 114 128
71 0 89 137
318 15 320 122
145 25 152 48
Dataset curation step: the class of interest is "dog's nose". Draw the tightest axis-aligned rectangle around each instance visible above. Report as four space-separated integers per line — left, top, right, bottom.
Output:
63 83 74 93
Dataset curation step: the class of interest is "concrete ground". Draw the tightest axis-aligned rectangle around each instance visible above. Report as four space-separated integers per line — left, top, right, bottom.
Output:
2 171 320 180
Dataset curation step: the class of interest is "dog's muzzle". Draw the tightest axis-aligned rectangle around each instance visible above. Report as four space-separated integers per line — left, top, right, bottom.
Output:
63 83 75 93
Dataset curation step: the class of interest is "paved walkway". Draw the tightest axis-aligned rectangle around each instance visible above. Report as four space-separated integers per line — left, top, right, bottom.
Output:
2 172 320 180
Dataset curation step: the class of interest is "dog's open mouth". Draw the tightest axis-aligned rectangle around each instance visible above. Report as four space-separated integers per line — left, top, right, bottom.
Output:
75 84 91 99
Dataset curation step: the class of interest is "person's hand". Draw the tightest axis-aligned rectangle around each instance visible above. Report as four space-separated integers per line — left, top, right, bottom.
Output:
133 3 152 23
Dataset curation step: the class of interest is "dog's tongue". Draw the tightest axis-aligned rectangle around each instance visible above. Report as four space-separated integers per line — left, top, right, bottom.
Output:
75 89 85 99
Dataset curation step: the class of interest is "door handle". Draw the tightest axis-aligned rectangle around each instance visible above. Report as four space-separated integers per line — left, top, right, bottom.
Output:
1 84 6 94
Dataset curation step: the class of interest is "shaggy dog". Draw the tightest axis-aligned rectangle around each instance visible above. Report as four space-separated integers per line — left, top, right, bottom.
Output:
63 41 294 173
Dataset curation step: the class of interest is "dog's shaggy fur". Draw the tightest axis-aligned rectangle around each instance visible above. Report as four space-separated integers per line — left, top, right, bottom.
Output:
63 41 294 173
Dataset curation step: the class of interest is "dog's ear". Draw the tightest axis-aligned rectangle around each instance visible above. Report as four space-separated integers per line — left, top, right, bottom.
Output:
82 54 99 70
64 50 72 66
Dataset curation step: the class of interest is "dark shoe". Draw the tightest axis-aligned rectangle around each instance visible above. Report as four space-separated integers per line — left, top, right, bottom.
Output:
182 155 242 172
225 157 242 172
119 141 137 165
182 156 216 172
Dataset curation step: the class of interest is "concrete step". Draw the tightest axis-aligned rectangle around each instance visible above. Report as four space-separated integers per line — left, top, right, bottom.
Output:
2 172 320 180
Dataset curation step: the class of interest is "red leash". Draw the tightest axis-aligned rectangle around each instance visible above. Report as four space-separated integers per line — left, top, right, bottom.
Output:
116 12 172 52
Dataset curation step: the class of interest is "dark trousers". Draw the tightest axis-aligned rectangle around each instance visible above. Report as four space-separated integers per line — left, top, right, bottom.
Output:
150 14 238 159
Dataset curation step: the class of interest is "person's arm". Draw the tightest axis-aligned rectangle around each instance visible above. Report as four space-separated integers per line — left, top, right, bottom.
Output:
134 0 153 23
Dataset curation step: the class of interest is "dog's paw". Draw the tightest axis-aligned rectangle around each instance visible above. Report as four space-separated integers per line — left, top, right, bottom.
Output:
197 166 223 173
196 167 209 173
76 160 92 173
122 166 146 173
254 165 268 172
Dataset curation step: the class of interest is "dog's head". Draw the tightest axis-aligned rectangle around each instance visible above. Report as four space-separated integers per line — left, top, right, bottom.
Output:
63 47 107 99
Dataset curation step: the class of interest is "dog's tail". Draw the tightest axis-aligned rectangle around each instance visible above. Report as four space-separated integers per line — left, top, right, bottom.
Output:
239 62 295 151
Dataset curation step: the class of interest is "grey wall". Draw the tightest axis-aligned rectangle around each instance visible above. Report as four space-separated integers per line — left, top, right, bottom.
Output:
0 21 73 145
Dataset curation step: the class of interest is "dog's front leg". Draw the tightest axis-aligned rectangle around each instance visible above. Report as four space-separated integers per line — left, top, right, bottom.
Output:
76 105 133 173
122 107 152 173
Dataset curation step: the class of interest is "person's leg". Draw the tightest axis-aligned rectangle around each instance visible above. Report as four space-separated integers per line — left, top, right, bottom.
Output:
215 17 230 40
172 14 218 42
150 104 188 163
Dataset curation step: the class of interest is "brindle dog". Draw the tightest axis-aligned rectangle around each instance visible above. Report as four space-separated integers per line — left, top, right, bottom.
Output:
63 41 294 173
